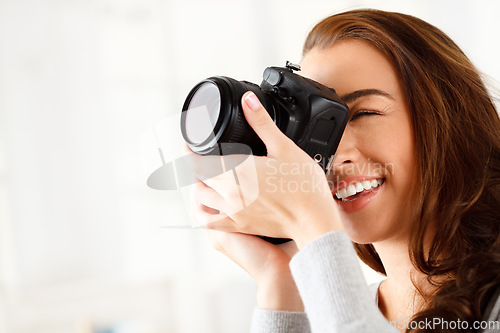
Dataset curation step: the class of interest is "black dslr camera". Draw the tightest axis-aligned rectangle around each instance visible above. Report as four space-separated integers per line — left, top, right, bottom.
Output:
180 62 349 172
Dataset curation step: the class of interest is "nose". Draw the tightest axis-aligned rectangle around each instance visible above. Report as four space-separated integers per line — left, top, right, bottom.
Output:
331 126 360 173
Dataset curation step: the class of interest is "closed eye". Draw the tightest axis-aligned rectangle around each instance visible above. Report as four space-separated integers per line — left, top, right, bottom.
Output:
350 110 382 122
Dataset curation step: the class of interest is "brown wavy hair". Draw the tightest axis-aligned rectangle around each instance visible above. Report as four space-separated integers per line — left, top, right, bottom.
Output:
303 9 500 332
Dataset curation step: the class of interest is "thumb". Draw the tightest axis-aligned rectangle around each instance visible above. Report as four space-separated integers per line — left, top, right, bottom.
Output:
242 91 292 157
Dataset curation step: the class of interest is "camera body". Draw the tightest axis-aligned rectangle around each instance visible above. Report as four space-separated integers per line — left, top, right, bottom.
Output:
259 62 349 171
180 62 349 173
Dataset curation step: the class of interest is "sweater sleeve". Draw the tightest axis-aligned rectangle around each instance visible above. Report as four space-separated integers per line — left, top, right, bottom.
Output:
250 308 311 333
289 231 397 333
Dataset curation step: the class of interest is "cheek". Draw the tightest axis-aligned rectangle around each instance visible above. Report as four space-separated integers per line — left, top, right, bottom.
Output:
373 124 417 221
385 121 416 181
356 116 415 176
355 118 416 217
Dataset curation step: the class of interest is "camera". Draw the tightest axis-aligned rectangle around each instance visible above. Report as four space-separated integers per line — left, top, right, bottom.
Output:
180 62 349 172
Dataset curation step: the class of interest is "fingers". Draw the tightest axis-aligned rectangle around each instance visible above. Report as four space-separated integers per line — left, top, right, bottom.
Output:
199 213 237 232
187 153 225 184
206 229 276 279
242 91 293 157
188 153 259 212
191 180 238 231
192 200 236 231
195 180 225 211
182 142 193 155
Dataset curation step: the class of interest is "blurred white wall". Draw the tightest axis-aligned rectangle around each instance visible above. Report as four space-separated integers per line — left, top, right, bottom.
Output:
0 0 498 332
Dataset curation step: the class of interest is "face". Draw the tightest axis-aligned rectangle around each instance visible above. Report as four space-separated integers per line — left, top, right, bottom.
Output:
300 40 417 244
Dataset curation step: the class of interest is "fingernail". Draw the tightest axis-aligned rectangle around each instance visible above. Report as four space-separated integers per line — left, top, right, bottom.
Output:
244 92 261 111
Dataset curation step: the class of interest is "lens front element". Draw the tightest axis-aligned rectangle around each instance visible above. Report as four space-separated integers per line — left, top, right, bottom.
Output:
184 82 221 145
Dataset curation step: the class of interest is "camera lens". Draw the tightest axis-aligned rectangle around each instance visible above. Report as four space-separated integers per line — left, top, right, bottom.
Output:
184 82 221 145
181 77 270 156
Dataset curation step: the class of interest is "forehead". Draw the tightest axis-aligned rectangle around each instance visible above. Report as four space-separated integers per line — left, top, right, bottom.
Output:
299 39 402 99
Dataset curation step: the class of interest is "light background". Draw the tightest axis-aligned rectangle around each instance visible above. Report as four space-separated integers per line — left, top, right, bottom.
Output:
0 0 499 332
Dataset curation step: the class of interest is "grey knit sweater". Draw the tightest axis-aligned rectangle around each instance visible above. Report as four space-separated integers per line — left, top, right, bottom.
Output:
250 231 500 333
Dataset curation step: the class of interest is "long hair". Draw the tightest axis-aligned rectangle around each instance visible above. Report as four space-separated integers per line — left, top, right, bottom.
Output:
303 9 500 332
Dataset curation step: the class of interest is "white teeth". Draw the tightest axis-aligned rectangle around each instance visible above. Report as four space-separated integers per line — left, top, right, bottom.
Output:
346 185 357 196
335 179 384 200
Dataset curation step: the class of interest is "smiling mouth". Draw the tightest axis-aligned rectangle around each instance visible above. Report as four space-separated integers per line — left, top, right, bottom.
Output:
334 178 385 202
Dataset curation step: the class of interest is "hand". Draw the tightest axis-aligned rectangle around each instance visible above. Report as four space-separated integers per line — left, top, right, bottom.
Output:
191 91 343 249
191 172 304 311
207 229 304 312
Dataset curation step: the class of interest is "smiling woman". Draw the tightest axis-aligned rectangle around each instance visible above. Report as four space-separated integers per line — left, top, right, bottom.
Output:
191 8 500 333
301 40 416 230
303 10 500 332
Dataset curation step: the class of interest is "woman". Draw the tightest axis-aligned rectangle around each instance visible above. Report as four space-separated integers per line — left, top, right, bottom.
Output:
191 9 500 332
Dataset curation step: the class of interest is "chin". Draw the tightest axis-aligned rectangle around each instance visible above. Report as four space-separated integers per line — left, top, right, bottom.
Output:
341 218 396 245
345 232 378 245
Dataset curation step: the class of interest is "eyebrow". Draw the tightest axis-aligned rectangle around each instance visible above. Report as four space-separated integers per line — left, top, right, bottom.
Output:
340 89 394 104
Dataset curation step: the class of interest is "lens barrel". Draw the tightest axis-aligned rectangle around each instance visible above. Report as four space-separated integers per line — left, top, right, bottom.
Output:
181 76 277 156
